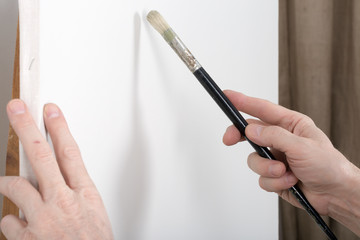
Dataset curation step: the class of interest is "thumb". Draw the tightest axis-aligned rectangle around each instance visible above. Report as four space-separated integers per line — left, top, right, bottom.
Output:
245 124 302 154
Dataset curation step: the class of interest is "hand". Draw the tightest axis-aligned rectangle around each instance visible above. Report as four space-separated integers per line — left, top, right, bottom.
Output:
1 99 113 239
222 90 357 216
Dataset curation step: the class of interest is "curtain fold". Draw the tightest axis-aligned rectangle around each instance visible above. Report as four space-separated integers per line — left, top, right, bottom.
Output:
279 0 360 239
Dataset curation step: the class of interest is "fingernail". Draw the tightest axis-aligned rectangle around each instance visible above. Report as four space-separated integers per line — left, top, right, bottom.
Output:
44 104 60 119
8 100 25 115
256 125 264 136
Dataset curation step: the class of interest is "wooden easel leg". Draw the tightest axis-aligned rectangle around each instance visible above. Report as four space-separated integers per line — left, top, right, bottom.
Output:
1 20 20 240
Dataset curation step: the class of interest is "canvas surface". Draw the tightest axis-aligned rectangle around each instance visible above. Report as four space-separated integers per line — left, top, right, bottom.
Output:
19 0 278 239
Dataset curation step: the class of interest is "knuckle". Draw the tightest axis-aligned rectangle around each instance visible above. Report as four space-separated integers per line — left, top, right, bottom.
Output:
32 146 53 163
56 191 80 214
62 145 81 161
287 112 315 133
298 115 315 131
79 187 101 202
285 112 301 132
7 177 27 196
301 114 314 125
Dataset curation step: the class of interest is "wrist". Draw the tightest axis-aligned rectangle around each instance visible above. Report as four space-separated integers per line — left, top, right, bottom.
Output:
327 154 360 235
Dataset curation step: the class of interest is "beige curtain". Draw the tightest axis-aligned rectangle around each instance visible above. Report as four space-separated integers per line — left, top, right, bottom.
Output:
279 0 360 239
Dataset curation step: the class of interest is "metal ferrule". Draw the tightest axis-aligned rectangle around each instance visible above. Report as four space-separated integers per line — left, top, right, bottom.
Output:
162 28 202 73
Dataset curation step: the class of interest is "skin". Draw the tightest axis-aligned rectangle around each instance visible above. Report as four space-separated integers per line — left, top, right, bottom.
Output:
1 99 113 239
222 90 360 236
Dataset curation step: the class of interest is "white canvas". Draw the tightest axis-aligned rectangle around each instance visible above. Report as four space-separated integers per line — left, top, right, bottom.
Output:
19 0 278 239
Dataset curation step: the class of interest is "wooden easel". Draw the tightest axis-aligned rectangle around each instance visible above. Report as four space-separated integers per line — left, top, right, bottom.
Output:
1 22 20 240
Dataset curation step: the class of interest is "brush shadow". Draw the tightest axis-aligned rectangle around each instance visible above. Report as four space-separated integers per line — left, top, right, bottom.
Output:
142 10 176 93
118 12 149 240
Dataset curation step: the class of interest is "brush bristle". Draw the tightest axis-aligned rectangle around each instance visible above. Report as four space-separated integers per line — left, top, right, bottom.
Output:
147 10 170 35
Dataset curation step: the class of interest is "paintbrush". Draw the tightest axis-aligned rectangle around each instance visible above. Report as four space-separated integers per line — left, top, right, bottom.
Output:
146 10 337 240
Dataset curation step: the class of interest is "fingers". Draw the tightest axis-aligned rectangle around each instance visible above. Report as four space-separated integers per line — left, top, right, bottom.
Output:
223 125 242 146
43 104 93 189
245 123 303 154
6 100 65 193
0 177 42 218
247 152 298 192
247 152 286 177
223 90 307 131
223 119 266 146
0 215 28 240
259 172 298 192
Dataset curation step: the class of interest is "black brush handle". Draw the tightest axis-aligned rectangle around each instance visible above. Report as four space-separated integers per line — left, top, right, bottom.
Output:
193 67 337 240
